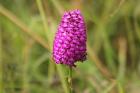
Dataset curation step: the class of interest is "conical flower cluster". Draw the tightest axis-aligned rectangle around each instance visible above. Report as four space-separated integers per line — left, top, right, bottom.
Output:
53 10 87 67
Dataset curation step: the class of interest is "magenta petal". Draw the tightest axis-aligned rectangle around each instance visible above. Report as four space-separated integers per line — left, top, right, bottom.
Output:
53 9 87 67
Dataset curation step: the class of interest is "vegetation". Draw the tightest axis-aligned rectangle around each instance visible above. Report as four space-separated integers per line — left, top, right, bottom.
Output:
0 0 140 93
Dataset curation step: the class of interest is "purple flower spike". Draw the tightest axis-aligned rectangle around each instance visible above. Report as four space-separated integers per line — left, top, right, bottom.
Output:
53 10 87 67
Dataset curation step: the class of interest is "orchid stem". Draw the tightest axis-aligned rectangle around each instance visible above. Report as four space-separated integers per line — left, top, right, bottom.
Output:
68 67 73 93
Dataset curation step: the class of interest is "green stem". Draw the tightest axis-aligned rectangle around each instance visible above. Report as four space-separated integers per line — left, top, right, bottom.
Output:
68 67 72 93
0 26 3 93
57 65 69 93
36 0 51 47
36 0 48 32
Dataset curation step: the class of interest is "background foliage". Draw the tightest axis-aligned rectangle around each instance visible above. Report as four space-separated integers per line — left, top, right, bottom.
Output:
0 0 140 93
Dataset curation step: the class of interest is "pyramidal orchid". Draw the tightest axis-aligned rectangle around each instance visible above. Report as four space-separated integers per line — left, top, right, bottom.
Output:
53 10 87 67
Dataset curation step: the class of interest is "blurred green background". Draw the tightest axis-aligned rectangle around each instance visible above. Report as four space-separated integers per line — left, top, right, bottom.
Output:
0 0 140 93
